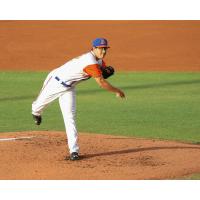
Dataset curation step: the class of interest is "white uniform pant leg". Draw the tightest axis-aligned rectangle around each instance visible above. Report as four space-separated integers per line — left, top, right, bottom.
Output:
32 72 65 116
59 88 79 153
59 88 79 154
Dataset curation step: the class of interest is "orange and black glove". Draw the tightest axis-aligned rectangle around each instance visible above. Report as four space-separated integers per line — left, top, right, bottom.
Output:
100 66 115 79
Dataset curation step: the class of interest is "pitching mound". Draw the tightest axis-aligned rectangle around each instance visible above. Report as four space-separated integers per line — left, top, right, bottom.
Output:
0 131 200 180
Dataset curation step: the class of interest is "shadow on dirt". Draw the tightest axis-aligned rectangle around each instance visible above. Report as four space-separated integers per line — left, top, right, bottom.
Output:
82 146 200 159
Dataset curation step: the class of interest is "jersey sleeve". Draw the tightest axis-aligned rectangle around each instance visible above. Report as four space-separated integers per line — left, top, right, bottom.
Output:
83 64 102 77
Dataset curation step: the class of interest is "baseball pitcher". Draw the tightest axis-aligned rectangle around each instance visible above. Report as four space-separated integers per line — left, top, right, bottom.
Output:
32 38 125 161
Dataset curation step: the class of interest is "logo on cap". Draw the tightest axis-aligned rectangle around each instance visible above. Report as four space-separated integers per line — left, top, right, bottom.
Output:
100 39 106 45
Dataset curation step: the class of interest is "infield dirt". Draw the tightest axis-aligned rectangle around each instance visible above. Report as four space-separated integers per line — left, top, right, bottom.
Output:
1 20 200 71
0 131 200 180
0 21 200 179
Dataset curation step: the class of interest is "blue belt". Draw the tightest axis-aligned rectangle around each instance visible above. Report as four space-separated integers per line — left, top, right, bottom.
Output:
55 76 71 88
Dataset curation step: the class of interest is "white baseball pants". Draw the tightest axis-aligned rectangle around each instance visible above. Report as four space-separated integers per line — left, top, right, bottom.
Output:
32 71 79 154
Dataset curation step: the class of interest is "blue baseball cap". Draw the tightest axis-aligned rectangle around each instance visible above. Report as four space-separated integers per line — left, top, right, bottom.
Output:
92 38 110 48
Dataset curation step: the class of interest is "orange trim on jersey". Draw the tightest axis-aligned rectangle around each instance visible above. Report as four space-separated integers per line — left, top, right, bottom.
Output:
83 64 102 77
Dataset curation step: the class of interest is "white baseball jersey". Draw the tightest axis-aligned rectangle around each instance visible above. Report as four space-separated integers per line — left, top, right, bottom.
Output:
52 51 104 87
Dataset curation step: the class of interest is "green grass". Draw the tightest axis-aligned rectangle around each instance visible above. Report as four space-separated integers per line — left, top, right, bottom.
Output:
176 173 200 180
0 71 200 143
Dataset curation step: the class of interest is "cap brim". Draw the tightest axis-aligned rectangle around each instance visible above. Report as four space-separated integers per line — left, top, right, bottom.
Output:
95 45 110 48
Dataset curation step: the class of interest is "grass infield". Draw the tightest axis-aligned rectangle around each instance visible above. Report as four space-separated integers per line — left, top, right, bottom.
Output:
0 71 200 144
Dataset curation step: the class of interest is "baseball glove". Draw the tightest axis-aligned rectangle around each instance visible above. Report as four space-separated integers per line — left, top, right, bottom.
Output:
100 66 115 79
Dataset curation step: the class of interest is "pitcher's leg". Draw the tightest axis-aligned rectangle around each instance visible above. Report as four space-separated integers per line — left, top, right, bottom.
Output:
32 74 54 116
32 73 63 116
59 88 79 154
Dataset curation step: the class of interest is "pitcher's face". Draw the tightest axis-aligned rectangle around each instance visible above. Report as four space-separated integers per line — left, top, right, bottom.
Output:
92 47 109 59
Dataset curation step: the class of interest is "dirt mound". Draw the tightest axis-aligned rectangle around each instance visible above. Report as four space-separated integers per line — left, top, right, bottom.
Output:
0 131 200 180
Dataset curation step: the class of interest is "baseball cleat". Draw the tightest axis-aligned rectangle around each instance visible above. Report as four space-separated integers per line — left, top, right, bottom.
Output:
32 114 42 125
70 152 79 161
